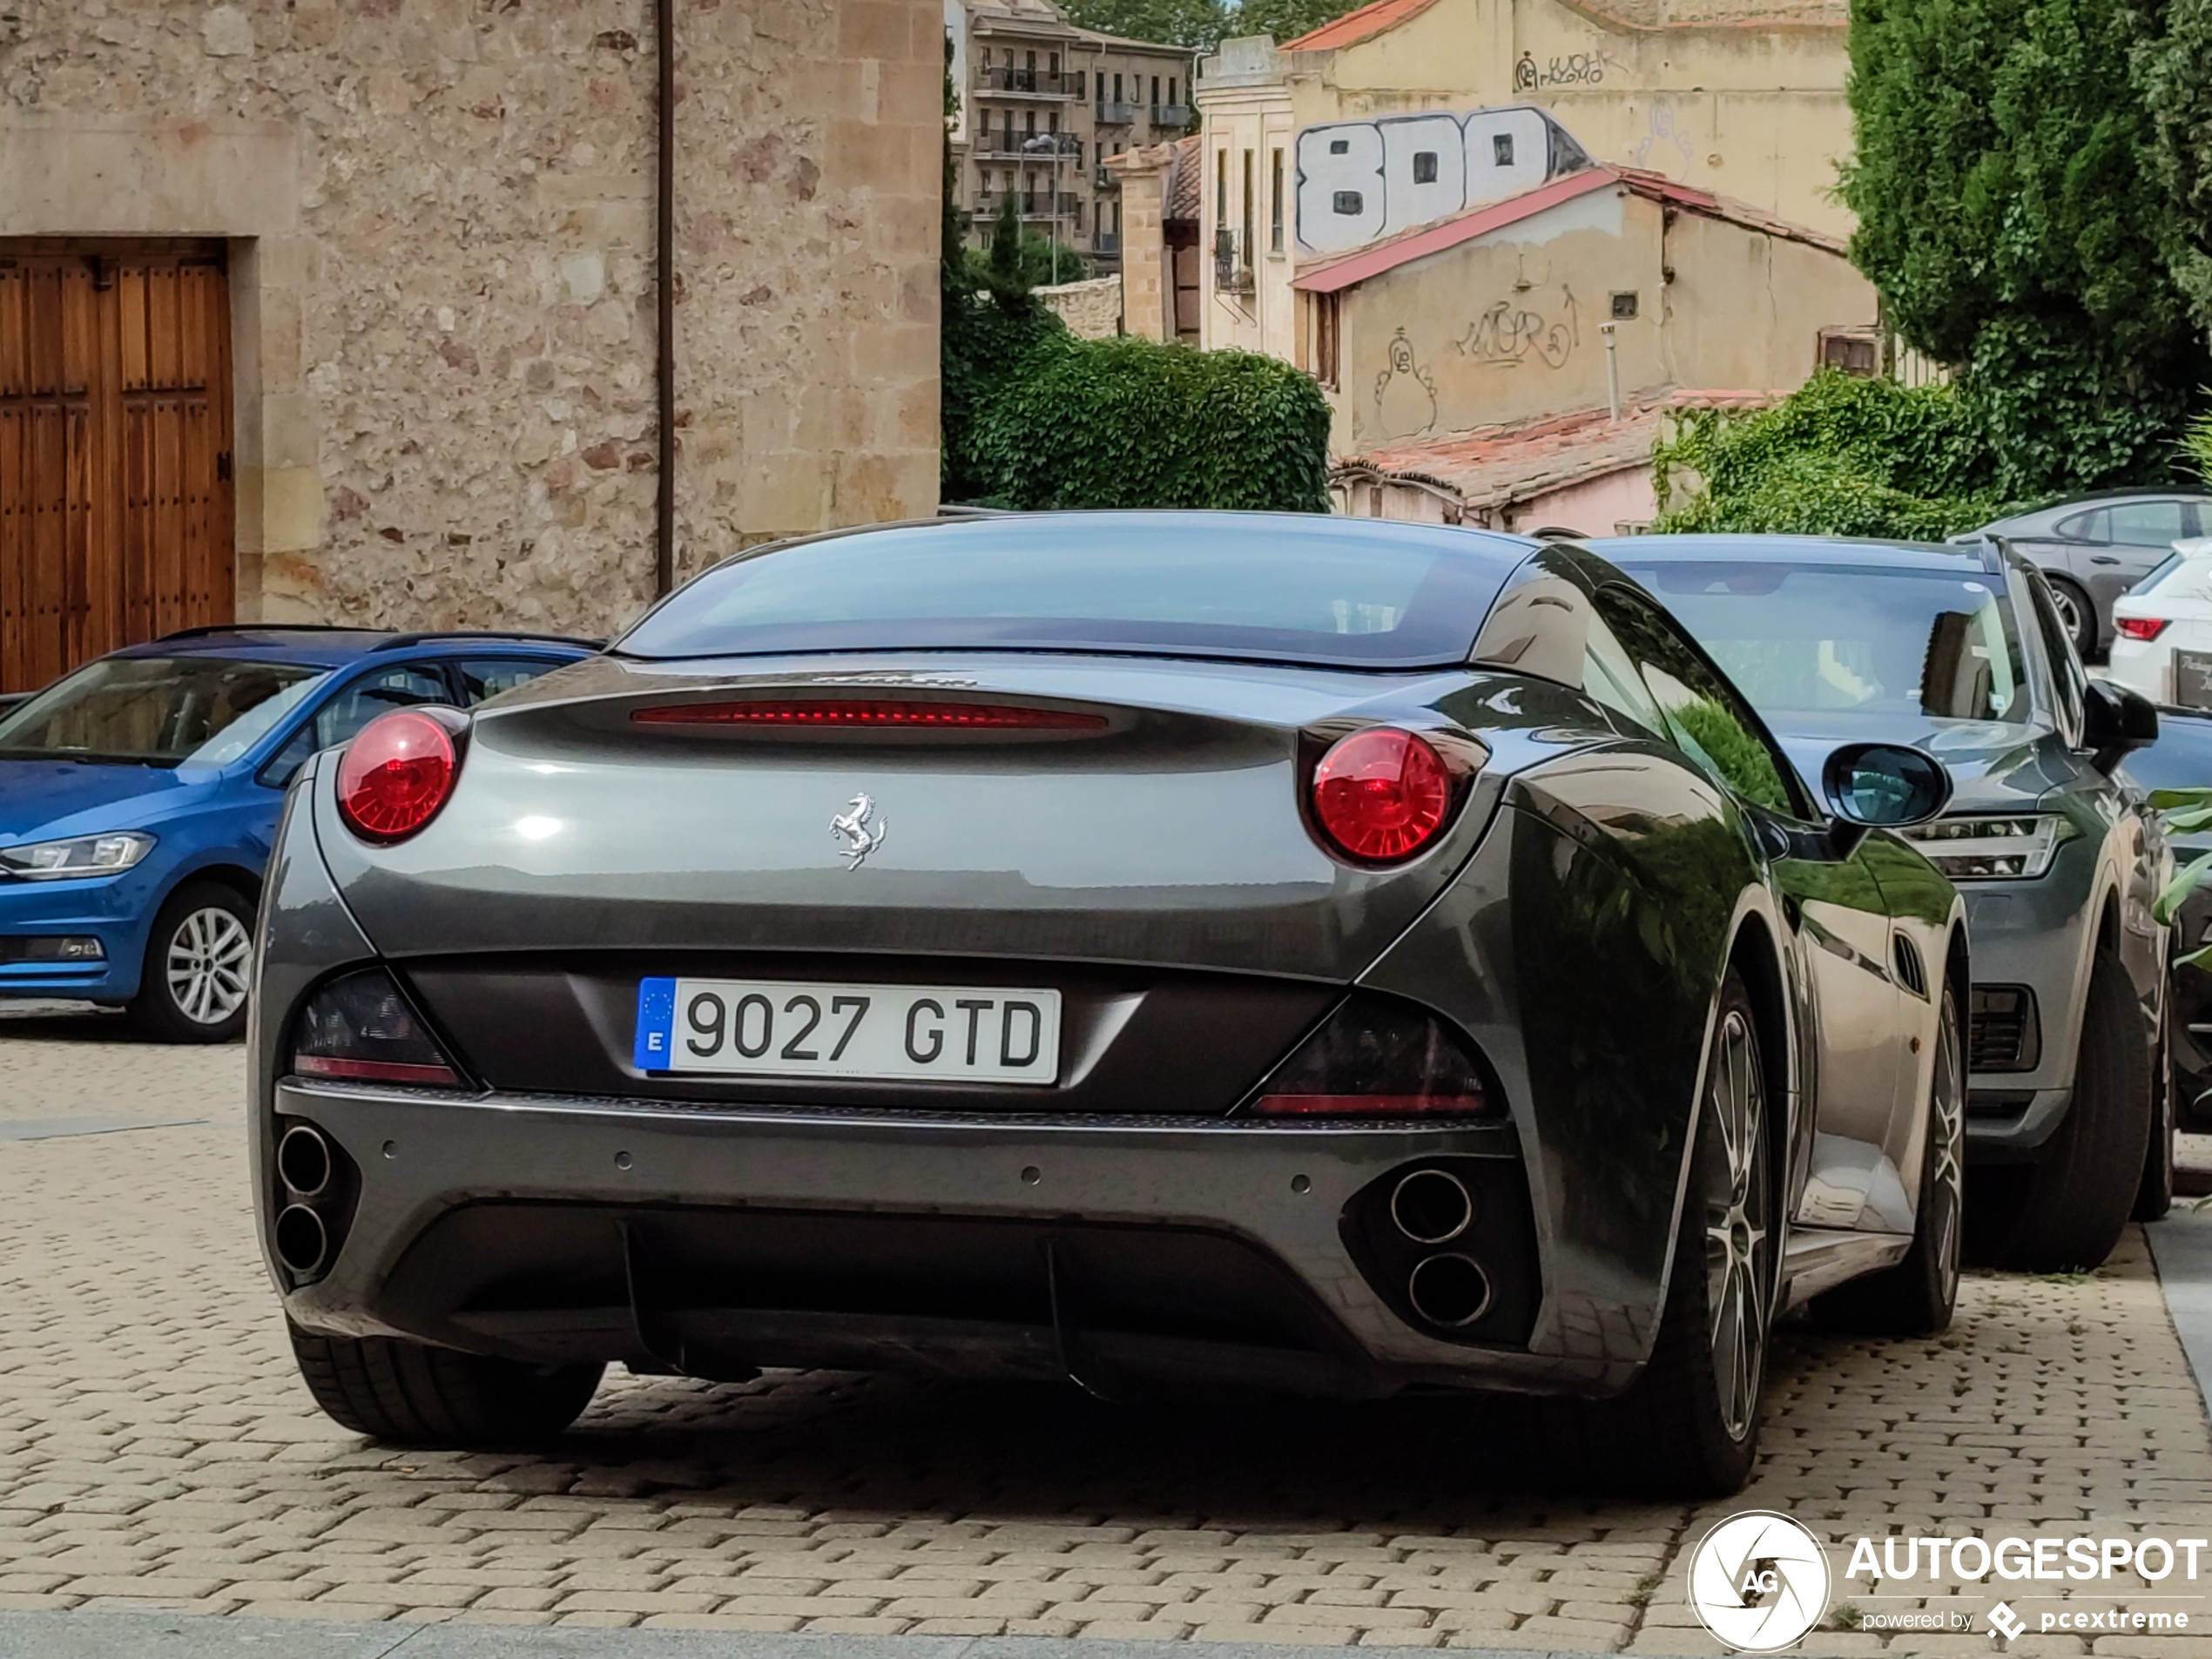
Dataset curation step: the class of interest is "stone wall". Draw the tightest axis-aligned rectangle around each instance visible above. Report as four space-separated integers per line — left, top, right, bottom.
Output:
1035 274 1122 340
0 0 941 637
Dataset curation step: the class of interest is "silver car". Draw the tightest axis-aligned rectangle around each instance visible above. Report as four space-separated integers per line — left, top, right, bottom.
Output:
1598 535 2171 1268
1959 493 2212 659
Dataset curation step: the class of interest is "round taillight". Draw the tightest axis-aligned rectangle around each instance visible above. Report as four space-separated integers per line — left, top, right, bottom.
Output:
1311 727 1452 863
336 710 462 843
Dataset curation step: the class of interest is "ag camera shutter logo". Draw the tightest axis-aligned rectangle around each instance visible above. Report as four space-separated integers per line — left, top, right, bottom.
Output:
1687 1511 1833 1652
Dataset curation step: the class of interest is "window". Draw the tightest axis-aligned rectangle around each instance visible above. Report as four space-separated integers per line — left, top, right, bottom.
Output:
260 664 454 788
1315 291 1341 389
1493 132 1514 165
2021 570 2087 745
0 656 328 767
1049 51 1059 74
1168 78 1177 104
2056 508 2109 543
1026 50 1035 71
1610 558 2034 729
1152 76 1161 105
1270 148 1285 252
1049 111 1059 133
1413 151 1438 184
2109 500 2188 548
1241 150 1255 269
1114 73 1123 100
1580 611 1667 740
1025 110 1035 136
1609 291 1638 320
455 658 563 705
1593 586 1797 813
1216 148 1226 225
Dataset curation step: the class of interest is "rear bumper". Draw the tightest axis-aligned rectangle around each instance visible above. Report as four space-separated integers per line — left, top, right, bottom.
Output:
263 1079 1608 1399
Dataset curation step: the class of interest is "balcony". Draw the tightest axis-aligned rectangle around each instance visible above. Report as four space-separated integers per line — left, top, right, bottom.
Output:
1150 103 1190 127
975 66 1077 98
975 191 1083 220
1094 165 1117 190
974 132 1079 158
1095 100 1138 125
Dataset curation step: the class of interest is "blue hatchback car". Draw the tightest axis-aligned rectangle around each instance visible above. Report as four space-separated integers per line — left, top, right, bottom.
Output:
0 626 597 1040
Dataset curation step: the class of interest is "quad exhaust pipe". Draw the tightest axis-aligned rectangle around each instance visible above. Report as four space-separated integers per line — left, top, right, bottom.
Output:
277 1123 334 1198
1407 1252 1493 1327
273 1204 329 1278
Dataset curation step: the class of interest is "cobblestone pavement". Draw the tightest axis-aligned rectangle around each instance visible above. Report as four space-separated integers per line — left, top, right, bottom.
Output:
4 1021 2212 1656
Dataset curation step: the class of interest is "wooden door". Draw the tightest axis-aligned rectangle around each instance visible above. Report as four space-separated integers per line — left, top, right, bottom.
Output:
0 241 233 694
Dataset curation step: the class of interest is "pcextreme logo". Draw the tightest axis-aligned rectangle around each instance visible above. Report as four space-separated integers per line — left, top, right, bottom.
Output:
1686 1511 1833 1653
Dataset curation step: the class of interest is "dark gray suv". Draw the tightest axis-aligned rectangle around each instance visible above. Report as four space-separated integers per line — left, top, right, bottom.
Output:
1598 535 2171 1270
1960 493 2212 659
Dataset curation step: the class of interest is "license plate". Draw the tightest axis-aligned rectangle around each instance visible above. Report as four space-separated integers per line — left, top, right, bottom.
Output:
2177 650 2212 711
634 977 1062 1084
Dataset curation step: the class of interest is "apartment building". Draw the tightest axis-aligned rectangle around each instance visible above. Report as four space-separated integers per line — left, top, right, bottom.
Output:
953 0 1196 268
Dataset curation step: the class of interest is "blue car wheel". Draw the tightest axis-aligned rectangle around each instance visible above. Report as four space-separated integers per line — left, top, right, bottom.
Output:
132 880 255 1042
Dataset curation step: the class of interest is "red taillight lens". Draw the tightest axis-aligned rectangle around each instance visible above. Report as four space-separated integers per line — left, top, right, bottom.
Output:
632 699 1106 731
2115 617 2168 642
336 708 465 843
1310 727 1452 862
1251 993 1494 1118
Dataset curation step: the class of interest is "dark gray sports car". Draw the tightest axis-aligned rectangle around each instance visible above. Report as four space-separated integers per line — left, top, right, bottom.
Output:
252 515 1965 1494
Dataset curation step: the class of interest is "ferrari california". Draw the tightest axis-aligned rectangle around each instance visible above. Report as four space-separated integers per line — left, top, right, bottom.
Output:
251 515 1965 1494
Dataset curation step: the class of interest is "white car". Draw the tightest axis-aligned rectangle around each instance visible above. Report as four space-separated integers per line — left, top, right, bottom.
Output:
2107 536 2212 708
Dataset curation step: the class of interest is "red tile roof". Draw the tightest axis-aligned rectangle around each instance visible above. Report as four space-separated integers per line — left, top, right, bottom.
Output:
1282 0 1447 50
1166 134 1202 224
1291 165 1844 293
1339 392 1779 510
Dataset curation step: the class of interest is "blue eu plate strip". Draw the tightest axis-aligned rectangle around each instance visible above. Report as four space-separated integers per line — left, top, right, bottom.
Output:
634 977 677 1072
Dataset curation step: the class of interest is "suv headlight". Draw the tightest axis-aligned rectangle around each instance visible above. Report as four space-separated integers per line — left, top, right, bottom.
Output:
1902 814 2072 880
0 832 156 880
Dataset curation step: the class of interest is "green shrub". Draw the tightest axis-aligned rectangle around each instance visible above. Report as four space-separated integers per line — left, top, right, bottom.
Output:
968 334 1332 512
941 288 1066 504
1653 371 2009 540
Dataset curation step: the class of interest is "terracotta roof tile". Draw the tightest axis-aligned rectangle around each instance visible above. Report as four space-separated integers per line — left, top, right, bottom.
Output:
1166 134 1202 223
1282 0 1445 51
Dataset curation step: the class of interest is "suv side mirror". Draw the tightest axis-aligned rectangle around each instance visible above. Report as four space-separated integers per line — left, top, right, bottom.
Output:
1824 742 1952 829
2082 678 2158 772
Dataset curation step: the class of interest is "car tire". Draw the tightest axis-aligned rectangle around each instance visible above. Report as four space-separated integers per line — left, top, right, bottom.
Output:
1988 951 2153 1271
288 1324 604 1447
2047 575 2099 662
129 880 256 1043
2134 1005 2175 1223
1595 969 1775 1497
1811 980 1964 1335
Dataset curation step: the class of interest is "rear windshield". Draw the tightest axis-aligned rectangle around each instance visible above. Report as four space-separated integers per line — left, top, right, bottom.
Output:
1609 560 2033 726
617 516 1523 669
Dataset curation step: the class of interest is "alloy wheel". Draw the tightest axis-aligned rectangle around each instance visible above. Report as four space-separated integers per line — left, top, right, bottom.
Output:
1704 1007 1770 1444
2049 583 2084 640
1928 1000 1966 1308
165 906 252 1026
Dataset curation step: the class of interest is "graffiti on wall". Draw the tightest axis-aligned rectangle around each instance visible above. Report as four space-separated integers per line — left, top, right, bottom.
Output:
1295 105 1594 255
1372 329 1439 439
1454 286 1580 368
1513 51 1615 91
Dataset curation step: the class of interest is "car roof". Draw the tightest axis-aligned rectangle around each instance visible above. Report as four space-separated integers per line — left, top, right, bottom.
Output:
1979 490 2212 532
109 626 602 671
1584 532 2006 576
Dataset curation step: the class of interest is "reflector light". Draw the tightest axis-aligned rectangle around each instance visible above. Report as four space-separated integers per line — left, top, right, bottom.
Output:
2114 617 2169 642
337 708 466 843
632 699 1106 730
1249 993 1495 1119
291 969 462 1088
1310 727 1452 862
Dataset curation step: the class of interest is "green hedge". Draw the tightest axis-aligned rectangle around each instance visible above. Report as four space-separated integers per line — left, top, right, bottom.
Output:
1653 370 2008 540
965 334 1332 512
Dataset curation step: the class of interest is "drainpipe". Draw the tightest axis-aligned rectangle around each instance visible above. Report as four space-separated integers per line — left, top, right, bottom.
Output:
654 0 678 597
1600 321 1620 423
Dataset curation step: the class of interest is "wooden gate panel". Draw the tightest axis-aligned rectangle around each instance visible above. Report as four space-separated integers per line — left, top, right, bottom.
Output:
0 243 232 694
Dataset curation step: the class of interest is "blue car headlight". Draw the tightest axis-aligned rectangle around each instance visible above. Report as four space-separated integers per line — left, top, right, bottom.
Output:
0 831 157 880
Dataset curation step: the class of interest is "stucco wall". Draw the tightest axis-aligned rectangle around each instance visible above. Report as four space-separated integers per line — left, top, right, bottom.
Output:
0 0 940 636
1035 274 1123 338
1325 185 1873 453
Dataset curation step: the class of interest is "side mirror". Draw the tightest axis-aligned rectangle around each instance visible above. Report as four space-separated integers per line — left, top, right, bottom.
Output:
2083 678 2158 772
1823 742 1952 830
